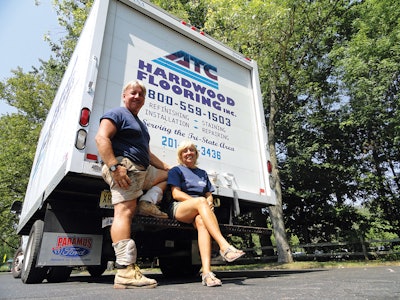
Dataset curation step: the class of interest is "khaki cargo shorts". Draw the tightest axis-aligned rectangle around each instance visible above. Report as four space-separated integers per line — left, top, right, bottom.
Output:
101 156 160 204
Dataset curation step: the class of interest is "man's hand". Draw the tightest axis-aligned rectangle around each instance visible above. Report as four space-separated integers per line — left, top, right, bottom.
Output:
111 166 131 189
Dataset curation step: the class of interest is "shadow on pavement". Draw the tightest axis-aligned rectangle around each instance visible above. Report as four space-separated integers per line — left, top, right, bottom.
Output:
68 268 326 286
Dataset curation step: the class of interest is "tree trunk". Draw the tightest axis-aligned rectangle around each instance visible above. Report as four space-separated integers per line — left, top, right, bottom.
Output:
360 235 369 261
251 209 274 256
268 84 293 263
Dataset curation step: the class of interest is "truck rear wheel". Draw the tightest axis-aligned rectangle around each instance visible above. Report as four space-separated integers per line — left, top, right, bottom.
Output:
11 247 24 278
87 259 108 277
21 220 48 284
46 267 72 283
159 256 200 278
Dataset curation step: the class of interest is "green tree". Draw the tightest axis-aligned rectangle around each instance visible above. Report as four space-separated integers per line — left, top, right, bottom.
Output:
152 0 207 28
0 113 41 254
2 0 399 263
335 0 400 236
0 66 56 253
201 0 360 261
0 0 92 253
199 0 295 263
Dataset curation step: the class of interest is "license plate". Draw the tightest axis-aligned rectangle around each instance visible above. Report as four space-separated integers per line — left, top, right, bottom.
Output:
100 190 113 208
102 217 114 228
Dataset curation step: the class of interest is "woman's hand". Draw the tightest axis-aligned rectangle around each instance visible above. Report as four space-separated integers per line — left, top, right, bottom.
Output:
206 193 214 211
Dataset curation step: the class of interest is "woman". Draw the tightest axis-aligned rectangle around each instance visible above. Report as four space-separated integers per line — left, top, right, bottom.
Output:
167 140 245 287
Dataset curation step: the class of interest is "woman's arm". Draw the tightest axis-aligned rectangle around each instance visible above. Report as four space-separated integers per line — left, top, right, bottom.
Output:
171 187 214 210
170 186 192 202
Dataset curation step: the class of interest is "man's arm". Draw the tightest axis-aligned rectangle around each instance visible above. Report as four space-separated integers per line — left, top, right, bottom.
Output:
95 118 131 189
95 118 119 167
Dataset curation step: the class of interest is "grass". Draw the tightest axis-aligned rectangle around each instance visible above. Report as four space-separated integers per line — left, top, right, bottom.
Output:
0 264 11 272
3 259 399 274
212 260 400 272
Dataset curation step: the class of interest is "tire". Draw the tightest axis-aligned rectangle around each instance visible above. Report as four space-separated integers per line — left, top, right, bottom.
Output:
87 257 108 278
11 247 24 278
159 256 200 278
87 236 111 278
21 220 48 284
46 267 72 283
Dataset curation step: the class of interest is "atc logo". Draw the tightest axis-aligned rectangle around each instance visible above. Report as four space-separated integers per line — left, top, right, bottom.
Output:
152 50 218 89
52 236 93 258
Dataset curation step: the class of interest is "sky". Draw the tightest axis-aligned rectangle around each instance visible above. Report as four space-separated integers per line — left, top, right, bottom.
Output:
0 0 63 115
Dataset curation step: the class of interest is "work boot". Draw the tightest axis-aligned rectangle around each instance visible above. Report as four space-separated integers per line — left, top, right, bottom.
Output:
136 201 168 219
114 264 157 289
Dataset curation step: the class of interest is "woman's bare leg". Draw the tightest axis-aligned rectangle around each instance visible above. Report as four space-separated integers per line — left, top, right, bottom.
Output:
175 197 230 252
194 215 212 274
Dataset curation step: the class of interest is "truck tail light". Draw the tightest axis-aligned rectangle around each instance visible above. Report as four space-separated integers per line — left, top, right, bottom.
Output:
86 153 98 161
75 129 87 150
79 107 91 126
267 161 272 173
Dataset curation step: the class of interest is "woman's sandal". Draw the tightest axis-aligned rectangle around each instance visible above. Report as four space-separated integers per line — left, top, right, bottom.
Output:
220 245 245 262
201 272 222 287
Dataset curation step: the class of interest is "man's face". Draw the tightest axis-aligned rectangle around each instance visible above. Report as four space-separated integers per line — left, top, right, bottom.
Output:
123 84 145 115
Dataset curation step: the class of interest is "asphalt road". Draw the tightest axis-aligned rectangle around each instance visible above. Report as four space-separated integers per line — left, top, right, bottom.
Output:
0 266 399 299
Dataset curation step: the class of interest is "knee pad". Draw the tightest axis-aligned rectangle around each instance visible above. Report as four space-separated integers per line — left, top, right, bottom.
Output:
113 239 137 266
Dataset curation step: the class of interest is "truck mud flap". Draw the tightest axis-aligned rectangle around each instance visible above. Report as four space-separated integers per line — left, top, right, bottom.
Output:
37 204 103 267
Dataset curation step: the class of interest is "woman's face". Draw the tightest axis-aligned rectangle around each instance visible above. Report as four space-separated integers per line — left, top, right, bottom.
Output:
181 146 197 167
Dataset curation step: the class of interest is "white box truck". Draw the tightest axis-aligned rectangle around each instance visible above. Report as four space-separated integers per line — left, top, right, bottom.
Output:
13 0 276 283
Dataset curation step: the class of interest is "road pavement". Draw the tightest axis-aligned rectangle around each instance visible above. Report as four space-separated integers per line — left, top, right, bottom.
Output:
0 265 399 299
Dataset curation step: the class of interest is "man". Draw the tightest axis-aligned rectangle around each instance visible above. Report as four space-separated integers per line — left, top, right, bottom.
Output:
95 80 169 289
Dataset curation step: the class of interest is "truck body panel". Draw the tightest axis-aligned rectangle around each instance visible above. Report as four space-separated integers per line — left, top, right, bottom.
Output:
101 0 273 203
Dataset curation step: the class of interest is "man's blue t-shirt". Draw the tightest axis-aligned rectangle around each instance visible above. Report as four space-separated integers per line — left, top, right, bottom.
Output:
167 165 215 197
100 107 150 167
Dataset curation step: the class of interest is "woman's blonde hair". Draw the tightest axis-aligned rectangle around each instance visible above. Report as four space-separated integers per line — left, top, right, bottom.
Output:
177 140 199 166
122 79 147 97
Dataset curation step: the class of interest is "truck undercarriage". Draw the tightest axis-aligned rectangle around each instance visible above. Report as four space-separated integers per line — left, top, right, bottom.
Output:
16 173 272 283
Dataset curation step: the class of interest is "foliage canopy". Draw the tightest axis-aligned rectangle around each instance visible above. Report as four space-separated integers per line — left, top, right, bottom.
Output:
1 0 399 261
